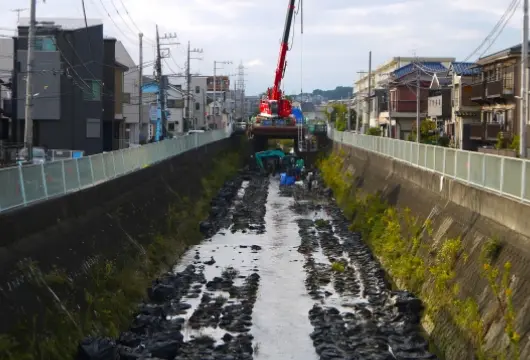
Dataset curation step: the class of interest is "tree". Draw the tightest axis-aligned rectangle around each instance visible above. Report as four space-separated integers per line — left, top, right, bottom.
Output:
408 119 437 144
367 127 381 136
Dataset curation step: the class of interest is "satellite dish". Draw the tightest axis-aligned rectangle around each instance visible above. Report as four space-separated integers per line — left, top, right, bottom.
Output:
327 107 333 114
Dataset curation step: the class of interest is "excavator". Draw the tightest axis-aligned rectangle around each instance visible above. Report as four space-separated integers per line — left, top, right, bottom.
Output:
252 0 299 129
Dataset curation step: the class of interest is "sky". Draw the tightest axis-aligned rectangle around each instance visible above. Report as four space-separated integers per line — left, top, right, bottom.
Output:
0 0 524 95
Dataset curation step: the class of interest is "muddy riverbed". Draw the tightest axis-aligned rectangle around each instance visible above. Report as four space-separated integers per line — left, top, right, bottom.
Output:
77 171 436 360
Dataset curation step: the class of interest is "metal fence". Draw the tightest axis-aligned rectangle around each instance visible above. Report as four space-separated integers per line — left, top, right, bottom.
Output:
0 128 231 212
329 129 530 203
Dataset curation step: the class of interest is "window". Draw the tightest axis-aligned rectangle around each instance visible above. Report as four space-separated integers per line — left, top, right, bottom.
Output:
34 36 56 51
122 93 131 104
195 102 200 110
168 123 175 131
86 118 100 138
83 80 102 101
195 86 200 94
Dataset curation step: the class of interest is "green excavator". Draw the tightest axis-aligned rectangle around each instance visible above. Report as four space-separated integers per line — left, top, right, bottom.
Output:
254 149 304 176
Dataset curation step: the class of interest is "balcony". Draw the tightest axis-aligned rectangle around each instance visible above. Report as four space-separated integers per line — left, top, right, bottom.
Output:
469 122 502 141
470 82 485 102
485 79 514 98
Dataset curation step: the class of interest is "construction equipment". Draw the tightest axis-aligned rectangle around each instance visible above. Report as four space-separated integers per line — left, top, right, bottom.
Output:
254 149 286 170
253 0 298 129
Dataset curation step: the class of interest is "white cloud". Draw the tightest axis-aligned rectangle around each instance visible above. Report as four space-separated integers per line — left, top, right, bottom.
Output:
245 59 264 67
0 0 523 94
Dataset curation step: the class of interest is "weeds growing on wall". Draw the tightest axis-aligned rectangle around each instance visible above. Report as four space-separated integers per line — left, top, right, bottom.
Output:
0 151 243 360
318 149 521 360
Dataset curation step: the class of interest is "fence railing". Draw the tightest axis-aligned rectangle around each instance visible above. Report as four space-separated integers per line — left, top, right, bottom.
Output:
328 129 530 203
0 127 231 212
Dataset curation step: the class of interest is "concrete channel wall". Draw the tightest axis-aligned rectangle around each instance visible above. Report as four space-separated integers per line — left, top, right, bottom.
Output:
332 141 530 359
0 136 241 335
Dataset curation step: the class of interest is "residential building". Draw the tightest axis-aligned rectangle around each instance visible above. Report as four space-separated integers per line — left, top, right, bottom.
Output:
448 62 481 149
105 38 128 150
188 76 208 130
166 85 184 135
388 62 448 139
427 73 452 136
115 41 141 145
0 38 13 141
14 18 117 155
245 95 260 118
468 44 529 153
301 102 317 121
355 56 455 130
207 75 229 94
142 78 185 138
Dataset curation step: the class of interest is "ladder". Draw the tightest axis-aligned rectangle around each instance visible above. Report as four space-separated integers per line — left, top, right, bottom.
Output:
297 123 307 152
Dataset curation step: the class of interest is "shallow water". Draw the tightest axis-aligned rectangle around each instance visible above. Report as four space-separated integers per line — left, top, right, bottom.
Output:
86 173 435 360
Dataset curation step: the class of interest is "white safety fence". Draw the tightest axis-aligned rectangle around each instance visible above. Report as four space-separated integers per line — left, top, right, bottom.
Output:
0 127 232 212
329 128 530 203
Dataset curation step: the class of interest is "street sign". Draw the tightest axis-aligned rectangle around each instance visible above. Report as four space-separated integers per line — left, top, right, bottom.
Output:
149 103 157 122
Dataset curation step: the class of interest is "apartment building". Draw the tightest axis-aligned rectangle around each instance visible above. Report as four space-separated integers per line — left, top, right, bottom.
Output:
0 39 13 141
354 56 454 131
13 18 122 155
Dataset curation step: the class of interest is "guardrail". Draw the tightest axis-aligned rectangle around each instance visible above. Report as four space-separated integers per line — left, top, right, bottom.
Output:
0 128 231 212
328 129 530 203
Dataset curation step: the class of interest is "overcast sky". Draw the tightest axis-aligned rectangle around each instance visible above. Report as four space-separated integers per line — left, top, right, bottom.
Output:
0 0 523 95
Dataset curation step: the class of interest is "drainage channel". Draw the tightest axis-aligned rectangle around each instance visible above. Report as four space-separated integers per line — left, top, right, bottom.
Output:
77 172 436 360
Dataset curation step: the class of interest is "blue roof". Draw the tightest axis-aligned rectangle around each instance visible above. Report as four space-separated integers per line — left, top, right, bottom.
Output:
451 62 481 76
393 62 447 79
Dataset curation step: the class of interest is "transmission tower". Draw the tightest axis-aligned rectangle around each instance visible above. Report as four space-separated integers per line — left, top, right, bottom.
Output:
235 62 246 120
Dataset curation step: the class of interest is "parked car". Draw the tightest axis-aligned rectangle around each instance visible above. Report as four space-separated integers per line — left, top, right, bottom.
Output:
16 147 49 166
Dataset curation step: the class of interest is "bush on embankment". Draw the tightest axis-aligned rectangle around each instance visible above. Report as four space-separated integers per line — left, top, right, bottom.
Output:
318 148 521 360
0 149 243 360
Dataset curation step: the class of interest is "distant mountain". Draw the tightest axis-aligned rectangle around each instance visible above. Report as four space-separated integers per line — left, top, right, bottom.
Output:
312 86 353 100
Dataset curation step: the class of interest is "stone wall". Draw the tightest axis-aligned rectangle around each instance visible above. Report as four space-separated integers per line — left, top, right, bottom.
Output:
0 136 244 335
332 141 530 359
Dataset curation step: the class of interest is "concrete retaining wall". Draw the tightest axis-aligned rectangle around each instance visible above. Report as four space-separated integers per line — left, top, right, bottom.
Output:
0 137 243 334
332 141 530 359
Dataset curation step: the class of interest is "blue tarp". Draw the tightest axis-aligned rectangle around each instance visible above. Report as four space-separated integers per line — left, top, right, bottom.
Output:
280 172 295 186
291 107 304 124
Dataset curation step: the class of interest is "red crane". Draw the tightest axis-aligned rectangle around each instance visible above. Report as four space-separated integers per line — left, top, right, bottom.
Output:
257 0 297 124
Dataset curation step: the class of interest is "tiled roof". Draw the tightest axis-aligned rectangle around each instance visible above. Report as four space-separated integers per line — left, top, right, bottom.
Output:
393 62 447 79
451 62 480 76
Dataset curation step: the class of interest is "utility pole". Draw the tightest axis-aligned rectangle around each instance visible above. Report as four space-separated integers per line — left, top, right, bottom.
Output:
186 41 191 129
213 60 232 128
355 71 368 133
347 93 353 131
521 0 528 158
185 42 203 130
24 0 36 160
416 62 420 142
365 51 372 134
154 25 164 141
11 8 28 23
138 32 143 143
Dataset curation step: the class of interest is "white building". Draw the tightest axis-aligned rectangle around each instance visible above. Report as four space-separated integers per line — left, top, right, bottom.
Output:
115 41 141 145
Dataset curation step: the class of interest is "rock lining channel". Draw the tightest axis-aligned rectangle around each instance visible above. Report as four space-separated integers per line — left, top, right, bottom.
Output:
77 172 436 360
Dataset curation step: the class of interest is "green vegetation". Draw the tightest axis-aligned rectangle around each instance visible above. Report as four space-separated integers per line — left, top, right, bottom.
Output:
318 149 521 360
367 127 381 136
0 150 243 360
324 103 349 131
312 86 353 100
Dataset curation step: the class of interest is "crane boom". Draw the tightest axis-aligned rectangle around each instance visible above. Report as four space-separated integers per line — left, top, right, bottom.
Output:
257 0 298 123
271 0 297 101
